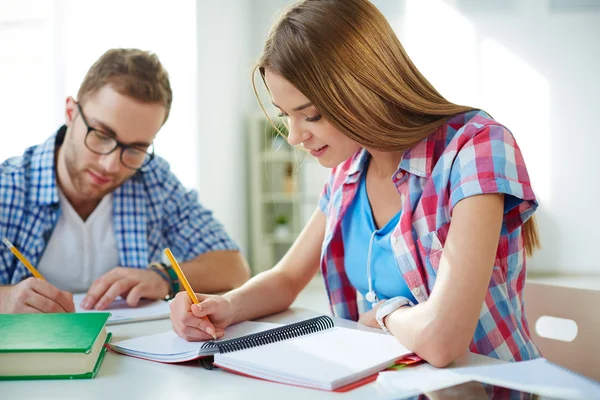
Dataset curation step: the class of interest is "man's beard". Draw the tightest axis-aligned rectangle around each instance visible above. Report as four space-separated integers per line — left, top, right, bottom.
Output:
64 150 122 200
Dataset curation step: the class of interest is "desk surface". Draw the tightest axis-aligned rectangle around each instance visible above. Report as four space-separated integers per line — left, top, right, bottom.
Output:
1 308 500 399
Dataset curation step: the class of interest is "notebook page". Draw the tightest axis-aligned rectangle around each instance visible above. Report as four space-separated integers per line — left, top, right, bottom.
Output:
109 321 279 363
214 326 412 390
73 293 170 325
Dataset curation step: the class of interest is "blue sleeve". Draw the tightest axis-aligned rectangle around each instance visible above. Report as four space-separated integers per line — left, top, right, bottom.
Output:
0 164 22 284
160 170 239 263
318 175 332 214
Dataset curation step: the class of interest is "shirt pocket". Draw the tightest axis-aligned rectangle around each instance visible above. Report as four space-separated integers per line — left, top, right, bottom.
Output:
416 223 450 274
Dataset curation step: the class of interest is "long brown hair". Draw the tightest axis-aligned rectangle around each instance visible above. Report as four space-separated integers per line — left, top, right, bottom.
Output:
254 0 539 255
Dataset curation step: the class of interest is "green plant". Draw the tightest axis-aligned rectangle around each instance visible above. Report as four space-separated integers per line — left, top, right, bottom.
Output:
266 120 289 151
275 215 289 225
267 120 288 139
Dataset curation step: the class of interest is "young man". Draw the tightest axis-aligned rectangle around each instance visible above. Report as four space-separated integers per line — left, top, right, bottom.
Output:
0 48 250 314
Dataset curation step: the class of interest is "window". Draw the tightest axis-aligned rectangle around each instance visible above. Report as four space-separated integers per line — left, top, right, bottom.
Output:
2 0 198 189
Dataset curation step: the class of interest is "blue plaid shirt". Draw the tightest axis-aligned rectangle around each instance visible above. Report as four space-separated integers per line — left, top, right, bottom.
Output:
0 126 239 284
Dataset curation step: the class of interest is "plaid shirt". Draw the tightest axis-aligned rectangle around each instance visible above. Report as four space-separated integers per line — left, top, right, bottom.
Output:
0 126 238 284
319 110 540 362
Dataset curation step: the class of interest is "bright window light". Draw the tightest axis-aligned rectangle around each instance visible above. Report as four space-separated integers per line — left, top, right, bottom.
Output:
481 39 550 205
2 0 198 191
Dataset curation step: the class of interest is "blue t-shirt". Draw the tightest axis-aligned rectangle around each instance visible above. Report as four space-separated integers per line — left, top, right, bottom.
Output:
342 170 416 307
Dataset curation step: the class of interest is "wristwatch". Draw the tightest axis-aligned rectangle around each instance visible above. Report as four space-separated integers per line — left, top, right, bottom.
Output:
375 296 414 333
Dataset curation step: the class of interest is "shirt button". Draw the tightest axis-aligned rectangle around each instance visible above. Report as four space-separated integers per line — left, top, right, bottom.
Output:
412 287 421 296
395 172 404 180
391 236 398 245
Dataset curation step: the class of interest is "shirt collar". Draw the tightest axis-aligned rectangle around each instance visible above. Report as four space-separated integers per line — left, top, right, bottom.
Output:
346 148 370 178
397 135 432 178
28 126 65 206
344 133 434 182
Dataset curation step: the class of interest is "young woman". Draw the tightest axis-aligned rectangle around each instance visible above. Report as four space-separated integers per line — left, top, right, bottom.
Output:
170 0 541 367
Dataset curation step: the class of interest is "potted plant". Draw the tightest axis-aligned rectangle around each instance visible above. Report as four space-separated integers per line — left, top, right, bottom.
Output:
273 214 291 240
269 121 289 152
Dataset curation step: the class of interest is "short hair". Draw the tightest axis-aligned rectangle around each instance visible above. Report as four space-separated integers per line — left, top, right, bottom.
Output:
77 48 173 123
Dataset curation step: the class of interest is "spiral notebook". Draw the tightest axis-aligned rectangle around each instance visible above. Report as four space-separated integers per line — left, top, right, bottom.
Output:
108 320 279 362
109 316 413 391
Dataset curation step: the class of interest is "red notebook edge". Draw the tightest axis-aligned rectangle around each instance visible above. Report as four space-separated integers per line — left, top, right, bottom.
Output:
214 363 379 392
104 340 422 391
213 353 419 393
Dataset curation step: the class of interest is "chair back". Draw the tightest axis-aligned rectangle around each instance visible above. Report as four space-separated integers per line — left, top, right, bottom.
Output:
525 281 600 381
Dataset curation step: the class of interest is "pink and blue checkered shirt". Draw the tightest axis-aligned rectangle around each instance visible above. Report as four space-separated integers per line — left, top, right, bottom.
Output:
318 110 540 362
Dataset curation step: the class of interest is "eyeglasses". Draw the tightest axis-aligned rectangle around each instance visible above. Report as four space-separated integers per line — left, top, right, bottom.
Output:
76 102 155 170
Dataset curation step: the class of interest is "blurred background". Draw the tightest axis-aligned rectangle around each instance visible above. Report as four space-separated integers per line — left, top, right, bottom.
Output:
2 0 599 280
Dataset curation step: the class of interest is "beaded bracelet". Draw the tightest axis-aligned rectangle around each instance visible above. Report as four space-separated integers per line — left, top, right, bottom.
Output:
148 262 177 300
162 262 180 295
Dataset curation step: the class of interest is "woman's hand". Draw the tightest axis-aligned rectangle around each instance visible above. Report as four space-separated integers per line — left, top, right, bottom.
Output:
357 300 385 329
170 292 235 341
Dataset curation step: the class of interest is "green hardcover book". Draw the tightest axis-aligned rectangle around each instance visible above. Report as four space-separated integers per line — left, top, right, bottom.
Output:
0 313 111 380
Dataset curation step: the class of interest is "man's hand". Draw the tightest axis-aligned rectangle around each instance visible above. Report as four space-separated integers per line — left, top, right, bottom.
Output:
81 267 169 310
357 300 385 329
0 278 75 314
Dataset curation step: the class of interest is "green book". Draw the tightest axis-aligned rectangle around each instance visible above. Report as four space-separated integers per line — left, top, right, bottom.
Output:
0 313 111 380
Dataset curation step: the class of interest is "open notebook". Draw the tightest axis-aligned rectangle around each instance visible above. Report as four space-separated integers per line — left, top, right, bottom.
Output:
109 316 413 391
109 320 278 362
73 293 170 325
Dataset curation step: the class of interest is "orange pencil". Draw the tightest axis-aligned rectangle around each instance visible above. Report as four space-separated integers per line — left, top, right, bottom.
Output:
3 238 46 280
164 248 217 340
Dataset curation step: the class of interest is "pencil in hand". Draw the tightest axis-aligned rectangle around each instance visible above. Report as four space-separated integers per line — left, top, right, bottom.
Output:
164 248 217 340
2 238 46 280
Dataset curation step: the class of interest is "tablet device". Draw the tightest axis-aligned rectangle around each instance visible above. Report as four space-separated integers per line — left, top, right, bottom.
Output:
421 380 568 400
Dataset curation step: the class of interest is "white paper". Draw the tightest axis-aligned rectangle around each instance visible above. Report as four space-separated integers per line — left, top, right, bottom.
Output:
73 293 171 325
109 321 280 363
377 358 600 400
214 326 413 391
457 359 600 399
377 366 473 394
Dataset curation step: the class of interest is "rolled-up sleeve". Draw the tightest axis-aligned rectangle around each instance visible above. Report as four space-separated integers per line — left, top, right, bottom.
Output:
449 124 538 234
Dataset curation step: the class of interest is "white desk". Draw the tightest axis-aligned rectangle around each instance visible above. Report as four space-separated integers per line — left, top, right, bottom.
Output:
1 308 501 400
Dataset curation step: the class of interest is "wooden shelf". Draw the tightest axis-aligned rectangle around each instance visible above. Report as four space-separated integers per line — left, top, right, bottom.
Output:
248 114 329 275
265 234 298 245
261 193 299 203
259 151 295 163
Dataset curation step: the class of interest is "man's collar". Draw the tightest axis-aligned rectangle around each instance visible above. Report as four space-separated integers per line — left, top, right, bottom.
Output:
28 126 65 206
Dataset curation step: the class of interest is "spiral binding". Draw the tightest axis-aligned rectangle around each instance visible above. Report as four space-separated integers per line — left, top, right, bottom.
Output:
201 315 334 354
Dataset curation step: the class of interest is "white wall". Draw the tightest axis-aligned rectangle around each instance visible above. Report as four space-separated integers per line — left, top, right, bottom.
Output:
392 0 600 274
196 1 253 252
0 1 57 162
